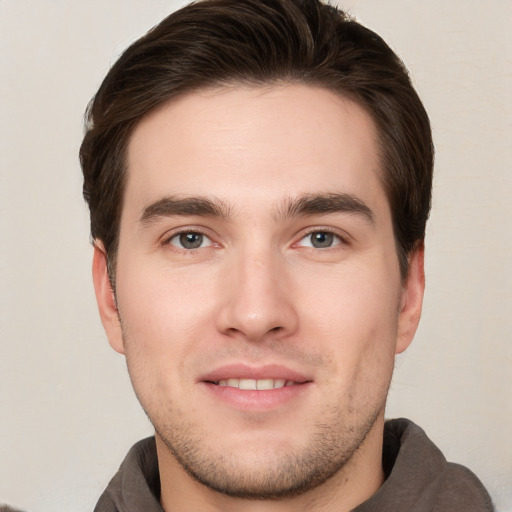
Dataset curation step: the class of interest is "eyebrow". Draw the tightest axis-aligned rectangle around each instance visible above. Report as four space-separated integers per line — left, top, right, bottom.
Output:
139 192 374 225
275 193 375 223
140 195 232 224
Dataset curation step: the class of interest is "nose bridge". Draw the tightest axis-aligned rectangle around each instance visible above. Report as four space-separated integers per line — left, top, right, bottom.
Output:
217 242 298 341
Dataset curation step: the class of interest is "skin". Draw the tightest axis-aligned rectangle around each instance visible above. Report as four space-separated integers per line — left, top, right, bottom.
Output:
93 84 424 512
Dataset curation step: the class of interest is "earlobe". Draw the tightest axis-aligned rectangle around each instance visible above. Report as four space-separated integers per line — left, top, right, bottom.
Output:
92 241 125 354
395 244 425 354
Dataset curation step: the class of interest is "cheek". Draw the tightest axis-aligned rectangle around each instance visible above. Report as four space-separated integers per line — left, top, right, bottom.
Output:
298 264 400 382
114 262 214 394
116 258 211 337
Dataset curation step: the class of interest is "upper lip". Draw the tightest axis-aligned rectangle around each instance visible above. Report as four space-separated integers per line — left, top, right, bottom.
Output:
199 363 311 384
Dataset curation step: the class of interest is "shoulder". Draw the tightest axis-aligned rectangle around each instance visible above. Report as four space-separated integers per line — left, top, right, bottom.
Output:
388 418 494 511
354 418 494 511
94 437 162 512
431 461 495 511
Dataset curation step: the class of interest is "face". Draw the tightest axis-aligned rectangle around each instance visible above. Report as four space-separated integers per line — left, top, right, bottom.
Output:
94 85 424 501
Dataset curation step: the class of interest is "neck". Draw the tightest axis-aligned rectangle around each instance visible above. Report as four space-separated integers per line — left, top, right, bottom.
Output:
157 415 386 512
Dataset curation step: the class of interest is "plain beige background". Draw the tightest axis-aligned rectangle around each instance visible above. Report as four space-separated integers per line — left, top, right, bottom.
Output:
1 1 510 510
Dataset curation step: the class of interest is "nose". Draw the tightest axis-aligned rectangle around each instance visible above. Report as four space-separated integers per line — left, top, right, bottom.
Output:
216 248 299 342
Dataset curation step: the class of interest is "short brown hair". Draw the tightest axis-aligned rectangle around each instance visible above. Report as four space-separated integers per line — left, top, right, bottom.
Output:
80 0 433 279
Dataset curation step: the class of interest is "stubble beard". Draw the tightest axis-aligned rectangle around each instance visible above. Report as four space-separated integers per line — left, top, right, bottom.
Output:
151 402 383 500
119 316 391 501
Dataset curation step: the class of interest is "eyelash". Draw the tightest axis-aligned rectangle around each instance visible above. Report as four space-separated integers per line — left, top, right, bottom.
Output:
161 229 214 251
294 228 349 250
160 227 350 253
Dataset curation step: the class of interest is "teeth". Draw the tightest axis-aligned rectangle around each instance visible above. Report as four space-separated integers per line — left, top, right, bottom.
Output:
257 378 284 390
217 378 292 390
239 379 256 390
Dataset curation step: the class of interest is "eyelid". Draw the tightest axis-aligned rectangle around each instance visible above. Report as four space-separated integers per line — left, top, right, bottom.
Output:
293 227 351 248
160 226 220 250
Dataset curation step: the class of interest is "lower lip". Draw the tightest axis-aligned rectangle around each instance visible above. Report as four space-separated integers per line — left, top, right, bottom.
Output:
200 382 312 411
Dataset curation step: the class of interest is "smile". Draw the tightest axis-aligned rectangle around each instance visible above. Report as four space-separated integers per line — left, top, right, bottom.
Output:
215 378 297 390
201 366 313 411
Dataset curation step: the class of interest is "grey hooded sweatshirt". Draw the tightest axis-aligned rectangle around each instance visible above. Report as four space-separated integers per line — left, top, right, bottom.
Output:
94 418 494 511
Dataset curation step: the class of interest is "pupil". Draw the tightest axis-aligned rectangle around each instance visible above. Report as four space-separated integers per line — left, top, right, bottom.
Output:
312 232 333 248
180 232 203 249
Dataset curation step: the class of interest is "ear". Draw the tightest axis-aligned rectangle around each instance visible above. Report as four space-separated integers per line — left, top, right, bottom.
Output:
395 243 425 354
92 241 125 354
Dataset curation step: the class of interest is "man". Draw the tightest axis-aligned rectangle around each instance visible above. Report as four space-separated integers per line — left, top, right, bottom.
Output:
80 0 494 510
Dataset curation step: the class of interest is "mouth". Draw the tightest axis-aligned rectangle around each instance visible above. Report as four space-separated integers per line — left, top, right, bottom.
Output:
211 378 300 390
201 364 311 388
200 365 312 411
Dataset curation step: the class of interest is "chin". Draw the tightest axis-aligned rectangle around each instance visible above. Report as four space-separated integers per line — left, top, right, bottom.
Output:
154 404 382 500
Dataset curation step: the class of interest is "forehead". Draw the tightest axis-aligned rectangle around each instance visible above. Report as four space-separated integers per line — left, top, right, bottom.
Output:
124 84 386 218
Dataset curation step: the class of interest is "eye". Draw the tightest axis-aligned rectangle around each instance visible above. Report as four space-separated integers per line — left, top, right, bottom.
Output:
297 231 342 249
168 231 213 250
